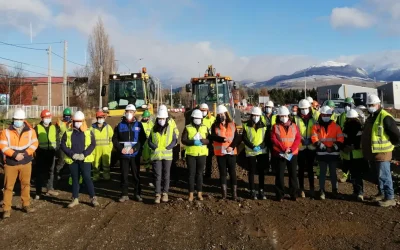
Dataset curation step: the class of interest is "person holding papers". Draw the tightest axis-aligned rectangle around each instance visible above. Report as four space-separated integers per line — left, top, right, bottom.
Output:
209 105 241 200
242 106 268 200
181 109 210 202
271 106 301 201
112 104 146 203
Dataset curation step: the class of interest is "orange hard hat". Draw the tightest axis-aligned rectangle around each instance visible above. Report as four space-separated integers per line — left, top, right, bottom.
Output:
41 109 51 118
96 111 106 118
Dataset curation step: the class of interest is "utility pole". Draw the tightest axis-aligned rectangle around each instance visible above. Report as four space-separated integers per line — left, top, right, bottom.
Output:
48 46 52 110
170 85 173 108
99 65 103 109
63 40 68 109
304 71 307 99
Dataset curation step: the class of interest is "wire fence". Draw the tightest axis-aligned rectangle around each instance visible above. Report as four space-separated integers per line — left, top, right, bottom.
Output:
0 105 78 119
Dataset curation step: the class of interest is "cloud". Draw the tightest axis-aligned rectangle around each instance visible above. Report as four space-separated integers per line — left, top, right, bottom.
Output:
330 7 375 29
336 50 400 71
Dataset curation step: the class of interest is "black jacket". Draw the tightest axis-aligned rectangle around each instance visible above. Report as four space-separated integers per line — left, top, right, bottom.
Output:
112 118 146 155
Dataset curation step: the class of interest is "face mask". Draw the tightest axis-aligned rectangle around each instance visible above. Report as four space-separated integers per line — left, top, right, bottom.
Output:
292 112 297 116
202 111 208 117
280 117 289 123
43 118 51 125
301 109 309 115
13 120 23 128
126 113 134 120
252 116 260 123
219 116 226 122
368 106 377 113
193 118 202 125
266 108 272 114
97 119 105 124
321 117 331 122
142 118 149 123
158 119 166 126
74 122 82 129
63 116 71 122
345 106 351 112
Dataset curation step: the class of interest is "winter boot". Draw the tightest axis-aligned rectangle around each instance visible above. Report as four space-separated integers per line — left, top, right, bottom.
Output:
91 197 100 207
258 189 266 200
22 206 35 213
299 190 306 198
378 199 396 207
67 198 79 208
232 185 238 201
188 192 194 202
197 192 204 201
46 189 59 197
221 184 227 199
154 194 161 204
2 210 10 219
319 190 325 200
133 194 143 202
161 193 168 203
119 196 129 203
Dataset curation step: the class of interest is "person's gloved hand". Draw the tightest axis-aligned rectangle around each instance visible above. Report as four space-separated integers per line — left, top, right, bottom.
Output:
253 146 261 152
333 143 339 151
78 154 85 161
194 140 202 146
72 154 80 160
319 143 326 150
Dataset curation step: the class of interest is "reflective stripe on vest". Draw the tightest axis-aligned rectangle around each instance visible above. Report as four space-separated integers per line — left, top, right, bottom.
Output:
243 124 267 157
371 110 394 153
150 126 173 161
312 122 344 156
294 116 316 151
2 128 37 153
37 124 57 150
185 124 209 157
64 130 94 164
213 122 237 156
92 124 111 146
273 124 299 155
118 121 140 157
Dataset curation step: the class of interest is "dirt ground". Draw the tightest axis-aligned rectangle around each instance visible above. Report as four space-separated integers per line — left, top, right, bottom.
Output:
0 113 400 250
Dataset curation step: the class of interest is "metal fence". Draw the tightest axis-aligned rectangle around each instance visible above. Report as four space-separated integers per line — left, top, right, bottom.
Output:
0 105 78 119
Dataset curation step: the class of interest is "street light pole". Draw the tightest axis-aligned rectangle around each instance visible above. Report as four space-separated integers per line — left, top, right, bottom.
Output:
99 65 103 109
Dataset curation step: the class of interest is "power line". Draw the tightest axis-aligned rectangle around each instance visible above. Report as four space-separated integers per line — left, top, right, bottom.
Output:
0 41 63 46
0 41 47 51
0 63 49 77
0 56 63 73
51 51 86 67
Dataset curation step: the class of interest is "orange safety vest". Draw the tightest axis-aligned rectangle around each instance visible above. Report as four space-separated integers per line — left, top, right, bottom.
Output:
273 123 299 155
311 122 344 155
213 122 238 156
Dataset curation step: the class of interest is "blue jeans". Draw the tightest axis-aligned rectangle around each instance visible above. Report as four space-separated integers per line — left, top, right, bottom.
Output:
69 162 95 199
319 161 338 191
372 161 394 200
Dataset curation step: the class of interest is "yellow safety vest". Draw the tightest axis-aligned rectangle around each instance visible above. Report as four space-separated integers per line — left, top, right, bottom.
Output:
336 112 347 129
371 110 394 153
150 126 174 161
185 124 209 157
142 121 154 138
64 130 94 164
169 118 179 138
261 114 276 130
312 109 320 121
243 124 267 157
91 124 113 147
294 116 316 151
58 120 71 138
202 115 216 131
37 124 57 150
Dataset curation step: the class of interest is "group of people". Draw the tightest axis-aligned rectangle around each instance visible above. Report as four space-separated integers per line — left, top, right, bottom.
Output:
1 93 399 218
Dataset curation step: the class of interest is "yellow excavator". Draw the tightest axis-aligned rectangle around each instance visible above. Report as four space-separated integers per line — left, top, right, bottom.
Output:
102 67 155 116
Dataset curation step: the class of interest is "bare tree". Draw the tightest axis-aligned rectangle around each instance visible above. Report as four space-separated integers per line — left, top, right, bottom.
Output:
70 67 90 108
87 17 115 107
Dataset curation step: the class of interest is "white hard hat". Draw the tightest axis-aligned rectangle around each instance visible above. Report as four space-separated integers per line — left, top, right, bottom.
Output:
102 107 109 112
306 97 313 103
266 101 274 107
125 104 136 111
159 104 167 111
157 109 168 118
73 111 85 121
298 99 311 109
200 103 209 110
356 105 366 110
366 94 381 105
216 105 228 115
277 106 290 116
13 108 26 119
251 107 262 116
346 109 359 118
191 109 203 119
320 106 333 115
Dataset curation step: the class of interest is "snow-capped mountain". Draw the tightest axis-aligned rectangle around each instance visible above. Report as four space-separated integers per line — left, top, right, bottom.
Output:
370 66 400 82
252 61 373 89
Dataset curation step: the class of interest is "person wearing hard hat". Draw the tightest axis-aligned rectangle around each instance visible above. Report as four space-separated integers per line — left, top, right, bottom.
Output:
91 110 114 181
0 108 39 218
102 107 109 116
242 106 268 200
112 104 146 202
261 100 276 173
342 109 367 202
148 108 177 203
34 109 59 200
294 99 317 198
199 103 216 179
361 94 400 207
141 110 154 172
325 100 339 121
60 111 99 208
271 106 301 201
311 100 320 121
336 97 354 129
209 105 241 200
181 109 210 202
306 96 314 105
55 108 73 180
290 105 298 121
311 106 344 200
158 104 180 170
